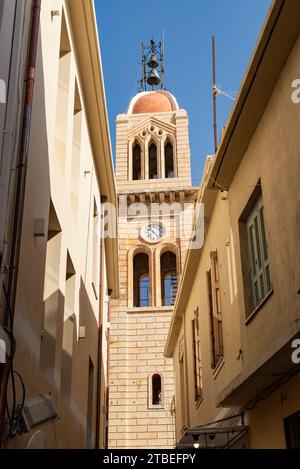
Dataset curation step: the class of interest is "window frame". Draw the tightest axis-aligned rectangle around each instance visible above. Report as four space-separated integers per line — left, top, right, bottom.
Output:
239 184 273 320
133 251 151 307
192 307 202 402
246 194 272 311
160 251 178 306
207 250 224 369
164 140 175 178
148 141 158 180
148 373 164 409
132 142 142 180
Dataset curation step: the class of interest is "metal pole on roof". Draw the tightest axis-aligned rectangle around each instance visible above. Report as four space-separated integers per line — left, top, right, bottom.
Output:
141 42 146 91
212 35 218 153
160 31 165 90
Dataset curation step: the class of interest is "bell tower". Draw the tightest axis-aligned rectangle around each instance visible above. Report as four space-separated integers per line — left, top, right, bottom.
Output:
108 39 196 449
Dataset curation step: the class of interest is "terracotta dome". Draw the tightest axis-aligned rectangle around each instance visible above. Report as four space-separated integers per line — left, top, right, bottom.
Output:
131 92 175 114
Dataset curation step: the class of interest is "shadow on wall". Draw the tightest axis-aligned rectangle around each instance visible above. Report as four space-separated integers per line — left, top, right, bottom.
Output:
8 22 104 447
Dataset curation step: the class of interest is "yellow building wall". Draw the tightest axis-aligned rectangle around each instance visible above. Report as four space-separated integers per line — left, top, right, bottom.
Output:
247 373 300 448
228 33 300 369
171 22 300 450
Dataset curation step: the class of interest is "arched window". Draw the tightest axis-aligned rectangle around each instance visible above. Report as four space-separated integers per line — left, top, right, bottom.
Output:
149 142 158 179
132 143 141 180
161 251 177 306
165 141 175 178
152 374 162 405
133 252 150 307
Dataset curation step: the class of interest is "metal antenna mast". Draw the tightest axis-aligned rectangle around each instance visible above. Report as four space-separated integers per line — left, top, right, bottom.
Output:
141 42 146 91
212 35 218 153
160 31 165 90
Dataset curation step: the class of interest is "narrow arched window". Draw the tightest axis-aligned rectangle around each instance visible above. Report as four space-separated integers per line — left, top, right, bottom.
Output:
152 374 162 405
139 273 150 307
133 252 150 307
161 251 177 306
165 141 175 178
132 143 141 180
149 142 158 179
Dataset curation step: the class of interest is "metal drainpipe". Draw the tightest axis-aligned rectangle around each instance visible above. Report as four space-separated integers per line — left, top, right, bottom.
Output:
105 288 112 449
183 313 191 431
95 195 107 448
0 0 41 448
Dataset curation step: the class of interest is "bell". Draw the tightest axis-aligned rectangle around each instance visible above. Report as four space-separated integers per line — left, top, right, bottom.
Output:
147 54 159 69
147 69 161 86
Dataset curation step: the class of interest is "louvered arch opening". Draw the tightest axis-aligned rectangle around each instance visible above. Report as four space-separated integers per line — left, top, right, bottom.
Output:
165 141 175 178
149 142 158 179
132 142 142 180
133 252 151 307
161 251 177 306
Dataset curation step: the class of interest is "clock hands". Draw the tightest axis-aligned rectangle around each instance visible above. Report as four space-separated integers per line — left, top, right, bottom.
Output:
146 226 158 240
144 224 163 241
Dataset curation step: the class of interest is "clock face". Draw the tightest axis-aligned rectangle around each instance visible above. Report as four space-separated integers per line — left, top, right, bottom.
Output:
141 223 164 242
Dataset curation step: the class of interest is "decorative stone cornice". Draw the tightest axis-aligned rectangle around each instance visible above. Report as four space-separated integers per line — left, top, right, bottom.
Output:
118 187 198 205
127 115 176 139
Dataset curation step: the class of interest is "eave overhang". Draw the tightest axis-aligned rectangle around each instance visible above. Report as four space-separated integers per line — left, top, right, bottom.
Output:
177 414 248 449
216 319 300 408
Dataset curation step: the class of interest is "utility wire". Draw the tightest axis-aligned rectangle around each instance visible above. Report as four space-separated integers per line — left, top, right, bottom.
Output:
1 283 26 440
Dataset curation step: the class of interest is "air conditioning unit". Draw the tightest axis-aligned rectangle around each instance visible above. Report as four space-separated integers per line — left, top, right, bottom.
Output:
21 394 58 432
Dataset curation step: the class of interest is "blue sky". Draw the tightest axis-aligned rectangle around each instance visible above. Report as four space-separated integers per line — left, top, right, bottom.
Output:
95 0 272 185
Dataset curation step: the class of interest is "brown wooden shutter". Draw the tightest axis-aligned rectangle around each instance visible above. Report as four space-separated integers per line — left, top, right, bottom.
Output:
207 270 216 369
210 250 224 362
191 318 198 399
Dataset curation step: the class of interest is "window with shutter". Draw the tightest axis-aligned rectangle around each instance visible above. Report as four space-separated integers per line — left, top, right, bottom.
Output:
207 250 224 369
161 251 178 306
192 308 202 400
246 194 272 311
207 270 216 368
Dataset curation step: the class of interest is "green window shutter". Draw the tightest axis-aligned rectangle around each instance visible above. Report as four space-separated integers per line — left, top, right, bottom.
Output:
247 194 272 309
258 202 272 294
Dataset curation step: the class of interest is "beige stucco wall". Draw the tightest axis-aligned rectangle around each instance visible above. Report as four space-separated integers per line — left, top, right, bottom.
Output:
171 19 300 450
172 192 243 443
228 32 300 369
1 0 114 449
246 373 300 449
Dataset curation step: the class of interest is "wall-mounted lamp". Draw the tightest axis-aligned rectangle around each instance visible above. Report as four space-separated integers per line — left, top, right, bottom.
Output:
193 435 200 449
